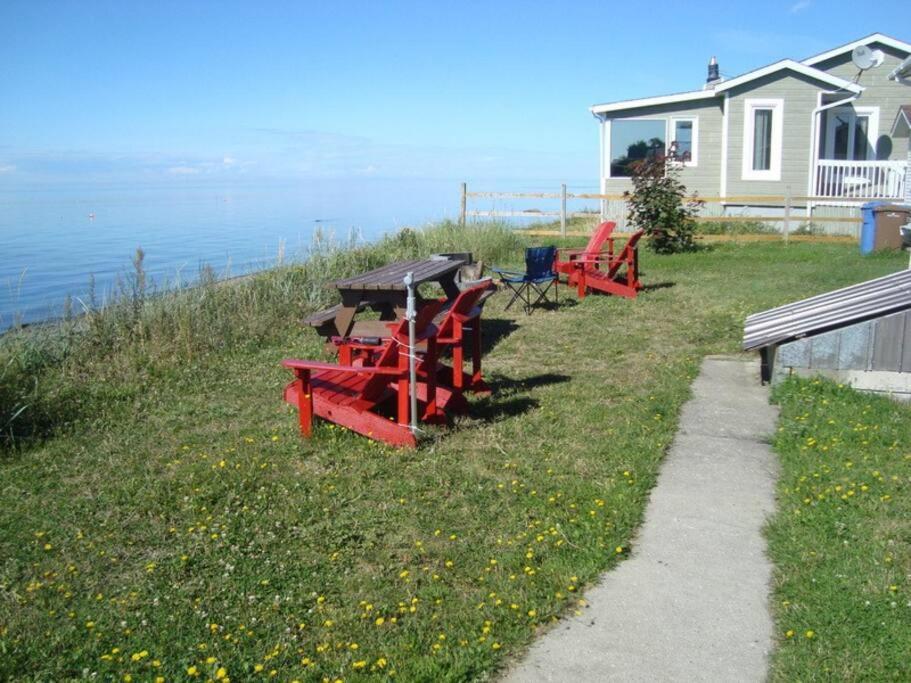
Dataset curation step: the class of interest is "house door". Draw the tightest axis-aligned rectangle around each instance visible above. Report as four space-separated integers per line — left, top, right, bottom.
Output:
823 107 879 160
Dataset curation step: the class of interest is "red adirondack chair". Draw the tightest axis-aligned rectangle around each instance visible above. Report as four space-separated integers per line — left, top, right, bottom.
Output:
432 281 493 394
554 220 616 276
335 281 494 395
569 230 644 300
282 300 465 448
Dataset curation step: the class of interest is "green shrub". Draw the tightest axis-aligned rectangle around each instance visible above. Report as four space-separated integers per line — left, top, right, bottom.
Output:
625 157 702 253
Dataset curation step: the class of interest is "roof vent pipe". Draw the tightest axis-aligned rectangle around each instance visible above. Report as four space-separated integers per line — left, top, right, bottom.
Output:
706 56 722 86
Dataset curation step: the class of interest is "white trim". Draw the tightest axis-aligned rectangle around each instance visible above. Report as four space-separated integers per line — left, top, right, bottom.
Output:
590 90 714 115
602 119 611 180
822 106 880 160
742 98 784 181
668 116 698 166
720 93 729 198
589 59 860 116
713 59 862 94
803 33 911 66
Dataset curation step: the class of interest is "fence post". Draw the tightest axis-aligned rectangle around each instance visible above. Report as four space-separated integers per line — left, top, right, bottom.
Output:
783 185 791 245
560 183 567 237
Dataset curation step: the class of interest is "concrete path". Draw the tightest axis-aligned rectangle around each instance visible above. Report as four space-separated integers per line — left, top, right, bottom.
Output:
503 357 779 683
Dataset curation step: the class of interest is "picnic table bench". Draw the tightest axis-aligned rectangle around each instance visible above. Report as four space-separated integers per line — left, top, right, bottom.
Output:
304 257 466 340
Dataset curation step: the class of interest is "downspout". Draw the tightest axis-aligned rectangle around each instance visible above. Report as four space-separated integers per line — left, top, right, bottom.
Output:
807 89 862 207
596 113 606 219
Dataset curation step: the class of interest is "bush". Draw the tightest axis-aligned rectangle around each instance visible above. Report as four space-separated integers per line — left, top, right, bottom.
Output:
625 157 702 254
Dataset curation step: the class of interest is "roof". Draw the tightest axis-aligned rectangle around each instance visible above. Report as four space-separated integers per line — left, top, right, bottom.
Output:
890 54 911 82
891 105 911 137
742 269 911 351
802 33 911 66
590 58 861 116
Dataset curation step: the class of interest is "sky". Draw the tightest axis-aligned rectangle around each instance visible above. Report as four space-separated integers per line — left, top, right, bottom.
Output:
0 0 907 188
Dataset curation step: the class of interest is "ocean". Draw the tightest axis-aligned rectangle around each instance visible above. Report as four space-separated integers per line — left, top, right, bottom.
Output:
0 177 595 329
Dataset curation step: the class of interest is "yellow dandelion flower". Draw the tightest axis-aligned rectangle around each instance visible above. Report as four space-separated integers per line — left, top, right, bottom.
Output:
352 660 367 669
187 665 199 677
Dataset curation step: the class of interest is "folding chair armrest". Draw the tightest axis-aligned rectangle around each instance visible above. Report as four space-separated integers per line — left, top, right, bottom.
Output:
490 267 524 278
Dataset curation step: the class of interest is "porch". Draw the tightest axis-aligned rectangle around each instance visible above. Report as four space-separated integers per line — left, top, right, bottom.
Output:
813 159 907 202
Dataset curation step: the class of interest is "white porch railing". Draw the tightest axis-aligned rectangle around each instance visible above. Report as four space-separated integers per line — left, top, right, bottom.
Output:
814 159 907 200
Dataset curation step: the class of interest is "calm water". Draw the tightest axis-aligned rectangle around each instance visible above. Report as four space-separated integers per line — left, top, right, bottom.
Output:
0 178 594 329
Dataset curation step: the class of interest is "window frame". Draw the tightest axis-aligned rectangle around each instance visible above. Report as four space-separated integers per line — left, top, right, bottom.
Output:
741 98 784 181
668 117 699 167
823 106 880 161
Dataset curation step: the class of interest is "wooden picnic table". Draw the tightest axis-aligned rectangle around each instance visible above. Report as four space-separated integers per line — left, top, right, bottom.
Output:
315 258 465 339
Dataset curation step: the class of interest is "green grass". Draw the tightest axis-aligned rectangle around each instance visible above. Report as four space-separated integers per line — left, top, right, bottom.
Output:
0 223 905 681
767 378 911 681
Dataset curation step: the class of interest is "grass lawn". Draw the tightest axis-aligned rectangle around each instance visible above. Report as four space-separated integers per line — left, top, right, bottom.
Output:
767 378 911 681
0 227 904 681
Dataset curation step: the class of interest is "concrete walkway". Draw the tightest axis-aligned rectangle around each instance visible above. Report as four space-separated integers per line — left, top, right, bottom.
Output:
503 357 779 683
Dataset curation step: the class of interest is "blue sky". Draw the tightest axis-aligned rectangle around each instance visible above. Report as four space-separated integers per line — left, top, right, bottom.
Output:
0 0 906 187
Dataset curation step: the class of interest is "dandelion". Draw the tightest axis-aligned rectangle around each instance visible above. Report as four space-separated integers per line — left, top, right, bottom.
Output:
187 666 199 677
805 630 815 639
352 661 367 669
206 657 217 665
375 617 385 626
215 667 227 680
254 664 264 672
492 642 501 650
785 630 795 638
376 657 387 668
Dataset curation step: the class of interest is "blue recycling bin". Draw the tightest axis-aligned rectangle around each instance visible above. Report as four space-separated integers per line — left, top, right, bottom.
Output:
860 201 890 254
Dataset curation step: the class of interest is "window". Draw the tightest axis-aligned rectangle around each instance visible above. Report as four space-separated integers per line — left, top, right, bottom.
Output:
742 98 783 181
822 107 878 161
669 118 698 166
608 119 666 177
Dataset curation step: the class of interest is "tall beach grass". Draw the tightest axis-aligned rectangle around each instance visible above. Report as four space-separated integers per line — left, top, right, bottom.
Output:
0 220 524 449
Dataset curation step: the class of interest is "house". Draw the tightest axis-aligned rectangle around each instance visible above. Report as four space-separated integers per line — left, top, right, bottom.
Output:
591 33 911 221
743 269 911 400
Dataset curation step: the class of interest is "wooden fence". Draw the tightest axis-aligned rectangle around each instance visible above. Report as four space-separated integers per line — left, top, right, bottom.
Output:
458 182 865 240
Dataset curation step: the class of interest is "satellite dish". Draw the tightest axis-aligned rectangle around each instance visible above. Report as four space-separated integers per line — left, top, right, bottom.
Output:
852 45 885 70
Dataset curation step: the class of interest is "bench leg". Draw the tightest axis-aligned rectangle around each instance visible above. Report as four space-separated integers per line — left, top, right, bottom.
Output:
294 369 314 438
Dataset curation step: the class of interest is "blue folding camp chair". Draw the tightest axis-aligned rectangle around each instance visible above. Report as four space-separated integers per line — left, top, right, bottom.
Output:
491 246 558 314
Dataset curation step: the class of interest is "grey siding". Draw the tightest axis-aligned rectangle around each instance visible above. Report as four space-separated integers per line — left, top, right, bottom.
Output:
601 99 723 198
773 310 911 376
725 71 825 198
813 43 911 161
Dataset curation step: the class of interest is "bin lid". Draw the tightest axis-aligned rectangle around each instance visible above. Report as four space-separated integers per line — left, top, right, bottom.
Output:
872 203 911 214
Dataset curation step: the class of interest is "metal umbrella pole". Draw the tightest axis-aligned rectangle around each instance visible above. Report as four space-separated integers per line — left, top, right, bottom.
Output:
403 272 419 435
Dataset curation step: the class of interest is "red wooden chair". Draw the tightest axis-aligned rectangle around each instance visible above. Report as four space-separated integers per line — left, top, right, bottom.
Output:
568 230 644 300
432 281 494 395
282 301 465 448
554 220 616 276
335 281 494 395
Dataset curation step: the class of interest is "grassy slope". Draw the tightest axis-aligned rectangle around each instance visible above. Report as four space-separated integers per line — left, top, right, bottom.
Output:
767 379 911 681
0 231 904 681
